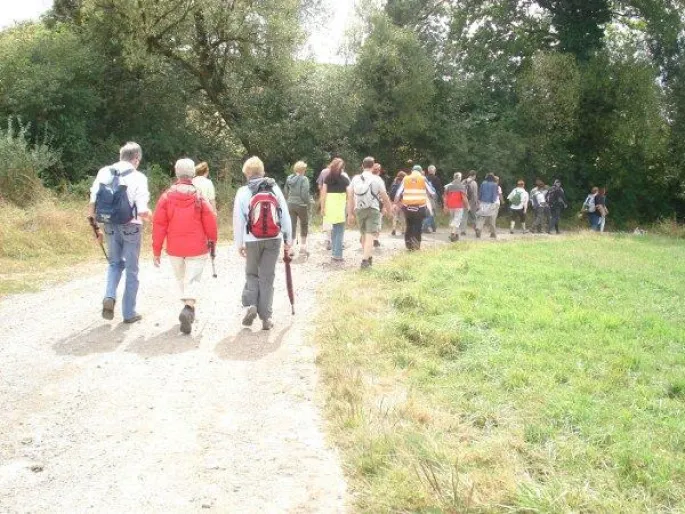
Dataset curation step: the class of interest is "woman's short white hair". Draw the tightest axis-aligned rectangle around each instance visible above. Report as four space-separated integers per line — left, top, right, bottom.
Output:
243 156 265 178
175 158 196 179
453 172 462 182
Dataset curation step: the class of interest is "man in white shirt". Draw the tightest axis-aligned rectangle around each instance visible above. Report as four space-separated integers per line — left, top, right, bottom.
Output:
88 142 151 324
507 179 529 234
348 157 391 269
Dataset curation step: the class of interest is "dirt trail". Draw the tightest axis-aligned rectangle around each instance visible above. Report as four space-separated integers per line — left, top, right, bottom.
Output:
0 227 532 513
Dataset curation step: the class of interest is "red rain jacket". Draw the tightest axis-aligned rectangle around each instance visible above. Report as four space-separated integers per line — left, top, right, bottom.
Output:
152 181 218 258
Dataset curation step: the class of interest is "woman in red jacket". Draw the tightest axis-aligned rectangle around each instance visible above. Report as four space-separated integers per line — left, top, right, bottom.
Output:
152 158 218 334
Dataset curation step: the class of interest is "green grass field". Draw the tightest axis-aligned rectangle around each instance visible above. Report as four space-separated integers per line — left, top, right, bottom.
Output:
317 234 685 512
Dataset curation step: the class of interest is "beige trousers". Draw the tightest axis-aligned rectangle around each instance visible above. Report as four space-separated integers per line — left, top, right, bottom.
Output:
169 255 207 303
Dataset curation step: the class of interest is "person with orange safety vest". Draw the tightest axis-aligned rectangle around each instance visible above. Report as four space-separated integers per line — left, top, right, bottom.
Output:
393 165 436 250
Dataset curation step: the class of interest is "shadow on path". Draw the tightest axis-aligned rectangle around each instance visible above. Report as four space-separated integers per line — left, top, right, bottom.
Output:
215 324 291 362
53 323 130 356
125 327 199 357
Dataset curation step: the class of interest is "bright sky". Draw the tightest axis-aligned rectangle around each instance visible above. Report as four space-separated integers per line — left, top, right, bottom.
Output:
0 0 356 63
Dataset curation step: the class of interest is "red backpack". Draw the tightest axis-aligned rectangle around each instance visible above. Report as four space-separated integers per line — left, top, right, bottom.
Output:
247 181 282 238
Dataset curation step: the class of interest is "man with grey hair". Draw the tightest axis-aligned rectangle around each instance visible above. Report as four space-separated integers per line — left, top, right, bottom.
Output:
153 158 218 334
89 142 151 324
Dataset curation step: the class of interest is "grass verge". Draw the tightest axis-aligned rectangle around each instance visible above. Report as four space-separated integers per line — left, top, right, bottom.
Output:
317 233 685 512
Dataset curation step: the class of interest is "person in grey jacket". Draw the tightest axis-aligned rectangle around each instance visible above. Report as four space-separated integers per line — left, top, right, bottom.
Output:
284 161 311 257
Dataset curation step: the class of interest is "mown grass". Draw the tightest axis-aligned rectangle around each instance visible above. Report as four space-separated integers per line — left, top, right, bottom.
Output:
317 233 685 513
0 199 233 296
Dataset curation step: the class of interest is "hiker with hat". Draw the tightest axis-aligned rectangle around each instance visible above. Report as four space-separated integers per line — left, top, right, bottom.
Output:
88 141 151 324
394 164 436 250
233 156 292 330
152 158 218 334
348 157 392 269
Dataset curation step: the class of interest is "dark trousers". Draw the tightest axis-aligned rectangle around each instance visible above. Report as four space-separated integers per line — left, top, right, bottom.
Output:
549 206 563 233
404 206 427 250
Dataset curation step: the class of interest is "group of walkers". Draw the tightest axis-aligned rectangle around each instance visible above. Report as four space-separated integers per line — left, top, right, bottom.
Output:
88 142 608 335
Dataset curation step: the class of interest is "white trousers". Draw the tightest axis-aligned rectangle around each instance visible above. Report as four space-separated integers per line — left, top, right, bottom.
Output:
169 255 207 303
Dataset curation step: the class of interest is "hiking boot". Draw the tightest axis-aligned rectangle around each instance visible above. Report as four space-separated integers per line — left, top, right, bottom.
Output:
475 229 482 238
360 259 371 269
179 305 195 335
325 240 332 251
490 233 497 239
102 297 115 320
460 231 466 236
373 240 381 248
242 305 258 327
510 229 514 235
123 313 142 324
368 256 373 265
391 230 396 236
262 318 274 331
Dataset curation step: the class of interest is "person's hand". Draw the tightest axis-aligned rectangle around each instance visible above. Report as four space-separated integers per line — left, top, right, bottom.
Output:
95 230 104 245
239 246 247 258
321 208 326 218
284 243 292 255
153 256 161 267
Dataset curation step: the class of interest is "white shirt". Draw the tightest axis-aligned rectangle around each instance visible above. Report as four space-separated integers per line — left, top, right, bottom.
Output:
89 161 150 225
350 170 387 211
192 175 216 202
507 187 529 211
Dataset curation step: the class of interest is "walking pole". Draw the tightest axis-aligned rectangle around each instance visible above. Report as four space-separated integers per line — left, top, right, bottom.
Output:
283 246 295 315
87 216 109 260
208 241 218 278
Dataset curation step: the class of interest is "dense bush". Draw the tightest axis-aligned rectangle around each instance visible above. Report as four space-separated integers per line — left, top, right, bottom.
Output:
0 119 59 205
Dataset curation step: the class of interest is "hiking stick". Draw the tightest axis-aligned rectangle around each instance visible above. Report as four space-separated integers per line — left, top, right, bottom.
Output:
87 216 108 260
208 241 218 278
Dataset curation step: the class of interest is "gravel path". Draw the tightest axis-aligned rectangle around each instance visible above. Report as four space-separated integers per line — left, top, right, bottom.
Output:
0 225 533 513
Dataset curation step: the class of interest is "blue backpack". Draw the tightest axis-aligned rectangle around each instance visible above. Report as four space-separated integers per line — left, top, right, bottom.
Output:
95 168 136 224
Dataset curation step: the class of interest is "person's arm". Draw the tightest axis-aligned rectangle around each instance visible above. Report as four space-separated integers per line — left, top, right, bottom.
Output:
394 182 405 205
88 171 103 241
201 198 218 245
152 194 168 266
523 192 529 213
133 175 152 222
274 185 293 249
380 189 392 217
208 180 217 212
462 191 470 211
233 188 246 256
320 183 328 217
302 176 311 205
426 181 436 198
346 182 355 222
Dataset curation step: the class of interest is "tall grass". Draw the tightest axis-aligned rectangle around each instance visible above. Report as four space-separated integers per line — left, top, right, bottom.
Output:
317 234 685 512
0 118 59 205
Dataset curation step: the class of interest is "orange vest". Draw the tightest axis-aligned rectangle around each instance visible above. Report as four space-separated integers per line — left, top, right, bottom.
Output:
401 173 428 207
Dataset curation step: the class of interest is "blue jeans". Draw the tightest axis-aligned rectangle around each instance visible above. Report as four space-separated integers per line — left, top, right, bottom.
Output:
422 215 436 232
103 223 142 319
331 222 345 259
589 213 601 231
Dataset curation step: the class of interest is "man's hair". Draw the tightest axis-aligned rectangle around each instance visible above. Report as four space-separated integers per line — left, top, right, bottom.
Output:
591 186 599 193
175 158 196 179
242 156 265 178
453 172 462 182
362 156 375 170
120 142 142 163
517 179 525 186
468 170 476 178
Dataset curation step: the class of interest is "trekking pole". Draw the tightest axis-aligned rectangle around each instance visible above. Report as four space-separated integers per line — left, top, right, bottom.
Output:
87 216 108 260
208 241 218 278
